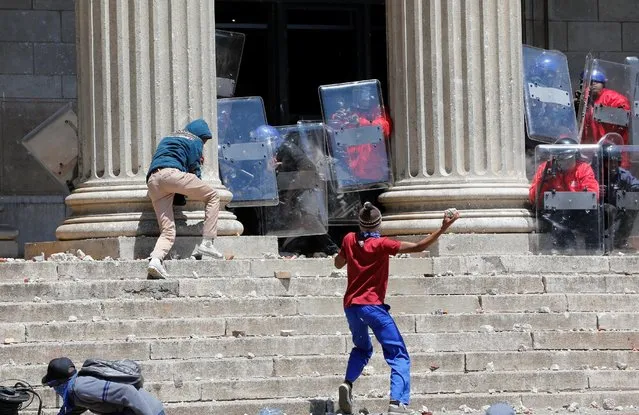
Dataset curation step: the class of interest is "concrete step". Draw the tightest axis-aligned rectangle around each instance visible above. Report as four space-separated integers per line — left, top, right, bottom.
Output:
156 391 639 415
24 372 639 413
0 312 606 345
3 254 639 282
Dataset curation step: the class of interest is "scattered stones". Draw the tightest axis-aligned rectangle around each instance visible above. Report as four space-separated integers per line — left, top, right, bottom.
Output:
232 330 246 338
567 402 578 412
616 361 628 370
173 378 183 388
485 362 495 372
214 353 223 359
32 296 42 302
487 288 499 295
590 401 600 409
361 365 375 376
480 325 494 332
247 352 255 359
125 334 136 342
263 253 278 259
550 364 560 371
518 344 528 352
92 316 101 322
459 404 473 413
429 363 439 372
68 315 78 322
3 338 15 344
280 330 294 337
192 271 199 278
603 398 616 410
538 306 551 313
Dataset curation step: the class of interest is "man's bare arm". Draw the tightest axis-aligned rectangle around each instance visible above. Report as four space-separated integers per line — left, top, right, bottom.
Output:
397 210 460 254
334 252 347 269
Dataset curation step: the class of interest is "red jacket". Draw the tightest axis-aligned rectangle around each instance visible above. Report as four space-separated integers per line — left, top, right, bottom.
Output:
582 88 631 167
529 160 600 207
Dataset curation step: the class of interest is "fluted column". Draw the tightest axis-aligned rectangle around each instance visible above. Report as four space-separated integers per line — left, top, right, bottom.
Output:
56 0 242 240
380 0 534 234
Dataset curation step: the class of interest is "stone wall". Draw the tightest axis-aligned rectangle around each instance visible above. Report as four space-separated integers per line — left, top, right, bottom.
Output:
0 0 76 254
524 0 639 88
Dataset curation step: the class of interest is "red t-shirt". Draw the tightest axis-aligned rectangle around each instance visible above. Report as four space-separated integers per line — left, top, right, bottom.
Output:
340 232 401 308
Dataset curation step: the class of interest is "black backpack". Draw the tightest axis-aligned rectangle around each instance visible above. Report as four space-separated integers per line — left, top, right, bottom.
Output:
78 359 144 389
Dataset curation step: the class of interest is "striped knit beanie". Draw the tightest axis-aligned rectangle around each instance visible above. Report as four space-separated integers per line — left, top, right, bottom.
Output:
359 201 382 231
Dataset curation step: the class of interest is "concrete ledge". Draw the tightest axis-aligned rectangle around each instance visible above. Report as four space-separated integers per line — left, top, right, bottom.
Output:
24 235 278 260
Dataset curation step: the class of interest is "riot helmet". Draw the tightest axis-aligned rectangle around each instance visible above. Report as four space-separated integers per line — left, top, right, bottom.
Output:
552 137 579 171
602 143 623 163
251 125 283 150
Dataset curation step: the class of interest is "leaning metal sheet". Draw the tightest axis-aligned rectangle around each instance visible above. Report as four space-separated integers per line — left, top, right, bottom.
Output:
522 45 578 143
20 102 78 191
259 123 329 237
319 79 392 192
578 58 634 147
215 29 246 98
217 97 278 207
532 143 604 255
603 145 639 253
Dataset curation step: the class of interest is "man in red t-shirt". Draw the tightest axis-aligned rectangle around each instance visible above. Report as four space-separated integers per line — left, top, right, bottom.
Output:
334 202 459 415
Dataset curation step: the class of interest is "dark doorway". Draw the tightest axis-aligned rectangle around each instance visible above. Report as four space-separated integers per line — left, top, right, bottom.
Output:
215 0 387 126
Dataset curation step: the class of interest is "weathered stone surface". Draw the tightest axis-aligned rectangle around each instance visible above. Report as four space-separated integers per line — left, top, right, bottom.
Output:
0 341 150 365
416 312 596 333
567 294 639 312
598 312 639 331
26 318 225 342
150 336 347 360
404 332 532 352
482 294 567 313
465 350 639 371
533 331 639 350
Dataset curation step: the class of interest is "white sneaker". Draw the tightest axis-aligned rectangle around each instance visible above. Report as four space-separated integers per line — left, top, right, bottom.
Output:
338 382 353 414
195 240 224 259
147 257 169 279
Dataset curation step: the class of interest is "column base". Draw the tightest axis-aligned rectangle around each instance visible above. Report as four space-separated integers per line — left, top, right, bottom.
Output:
379 182 535 235
24 235 278 261
55 182 244 240
398 233 534 256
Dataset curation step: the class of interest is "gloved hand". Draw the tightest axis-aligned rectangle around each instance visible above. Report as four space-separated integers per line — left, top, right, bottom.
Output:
173 194 187 206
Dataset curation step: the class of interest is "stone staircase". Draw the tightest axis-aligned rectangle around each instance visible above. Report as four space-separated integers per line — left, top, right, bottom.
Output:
1 255 639 414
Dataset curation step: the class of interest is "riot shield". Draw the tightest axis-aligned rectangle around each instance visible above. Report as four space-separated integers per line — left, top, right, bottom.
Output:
259 123 329 237
603 145 639 253
578 59 634 152
319 79 392 192
217 97 278 207
522 46 578 143
215 30 245 98
532 143 604 255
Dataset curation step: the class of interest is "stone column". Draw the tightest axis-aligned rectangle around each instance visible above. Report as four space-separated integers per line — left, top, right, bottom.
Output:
56 0 243 240
381 0 534 235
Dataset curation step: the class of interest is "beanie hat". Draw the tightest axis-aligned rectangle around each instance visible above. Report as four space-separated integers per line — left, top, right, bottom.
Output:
185 118 213 141
359 201 382 230
42 357 76 385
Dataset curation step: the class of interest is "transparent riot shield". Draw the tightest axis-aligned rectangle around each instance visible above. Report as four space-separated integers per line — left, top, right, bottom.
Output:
319 79 392 192
259 123 329 237
532 143 604 255
603 145 639 253
217 97 278 207
522 46 578 143
578 58 634 151
215 30 246 98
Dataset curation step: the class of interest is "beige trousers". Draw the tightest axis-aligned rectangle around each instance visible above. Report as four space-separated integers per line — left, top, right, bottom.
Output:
147 168 219 259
